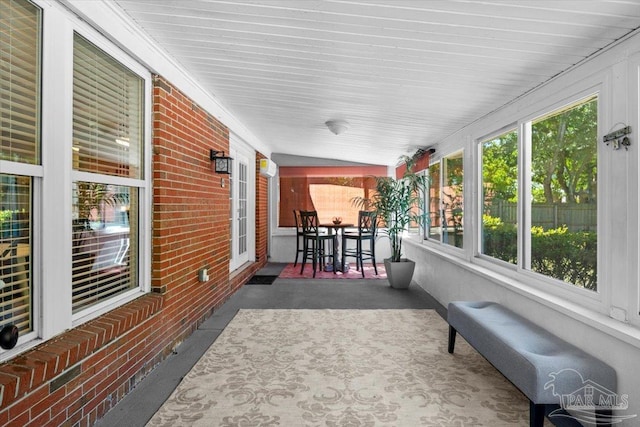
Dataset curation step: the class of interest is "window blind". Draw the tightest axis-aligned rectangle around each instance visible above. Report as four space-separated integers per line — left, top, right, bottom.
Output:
72 34 143 179
72 183 138 313
71 34 143 313
0 0 40 164
0 175 33 334
0 0 39 340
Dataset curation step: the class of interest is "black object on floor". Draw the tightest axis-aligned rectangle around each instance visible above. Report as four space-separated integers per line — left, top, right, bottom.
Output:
246 275 278 285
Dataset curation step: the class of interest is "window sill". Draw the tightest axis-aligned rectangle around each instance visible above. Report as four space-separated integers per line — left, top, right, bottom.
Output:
0 293 163 408
405 238 640 350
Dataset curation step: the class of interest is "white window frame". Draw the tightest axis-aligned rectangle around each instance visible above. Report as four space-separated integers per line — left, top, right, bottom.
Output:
475 124 519 271
424 150 466 253
466 85 607 315
36 0 151 342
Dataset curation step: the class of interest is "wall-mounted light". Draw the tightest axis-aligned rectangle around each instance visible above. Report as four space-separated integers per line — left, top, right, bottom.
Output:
210 150 232 174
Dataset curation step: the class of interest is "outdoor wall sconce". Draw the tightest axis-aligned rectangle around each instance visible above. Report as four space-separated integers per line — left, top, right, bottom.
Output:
210 150 232 174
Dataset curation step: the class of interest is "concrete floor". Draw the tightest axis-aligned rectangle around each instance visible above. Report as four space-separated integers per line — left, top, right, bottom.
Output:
95 263 446 427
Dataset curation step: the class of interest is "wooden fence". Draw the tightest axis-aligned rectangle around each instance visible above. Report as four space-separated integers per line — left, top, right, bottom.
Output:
486 201 596 232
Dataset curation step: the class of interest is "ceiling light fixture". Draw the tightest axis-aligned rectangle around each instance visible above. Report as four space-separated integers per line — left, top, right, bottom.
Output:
325 119 350 135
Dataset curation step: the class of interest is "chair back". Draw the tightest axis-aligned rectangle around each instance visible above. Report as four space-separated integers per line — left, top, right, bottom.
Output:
300 210 321 236
358 210 378 236
293 210 303 234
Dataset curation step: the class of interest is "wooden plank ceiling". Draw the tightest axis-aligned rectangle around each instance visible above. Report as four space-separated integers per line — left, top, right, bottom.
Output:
113 0 640 165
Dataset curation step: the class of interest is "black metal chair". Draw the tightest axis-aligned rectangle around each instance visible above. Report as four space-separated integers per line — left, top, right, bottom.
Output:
292 210 305 267
299 210 334 277
342 210 378 277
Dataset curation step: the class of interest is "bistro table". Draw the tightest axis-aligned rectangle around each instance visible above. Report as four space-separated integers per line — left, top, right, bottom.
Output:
319 222 354 273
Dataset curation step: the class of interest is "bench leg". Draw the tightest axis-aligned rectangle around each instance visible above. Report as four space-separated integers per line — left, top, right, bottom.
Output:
530 401 545 427
448 325 456 353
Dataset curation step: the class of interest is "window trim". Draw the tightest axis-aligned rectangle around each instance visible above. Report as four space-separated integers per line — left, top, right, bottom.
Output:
34 0 152 341
68 24 152 326
424 150 466 253
475 124 519 270
465 87 608 314
419 81 609 316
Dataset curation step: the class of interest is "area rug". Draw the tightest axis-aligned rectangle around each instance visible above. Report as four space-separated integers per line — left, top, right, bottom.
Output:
279 263 387 279
147 309 551 426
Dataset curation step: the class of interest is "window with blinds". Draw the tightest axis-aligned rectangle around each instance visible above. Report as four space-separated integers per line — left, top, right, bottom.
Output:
71 34 143 312
0 0 41 164
73 34 143 179
0 0 40 342
0 176 33 336
72 183 138 312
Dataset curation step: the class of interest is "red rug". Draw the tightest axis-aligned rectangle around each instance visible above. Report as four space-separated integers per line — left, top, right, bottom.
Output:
279 263 387 279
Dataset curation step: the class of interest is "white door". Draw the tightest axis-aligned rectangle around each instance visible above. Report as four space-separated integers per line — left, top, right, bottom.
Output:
229 137 255 271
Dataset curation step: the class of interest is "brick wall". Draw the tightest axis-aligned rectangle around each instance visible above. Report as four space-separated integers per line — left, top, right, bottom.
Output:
255 153 269 265
0 76 268 426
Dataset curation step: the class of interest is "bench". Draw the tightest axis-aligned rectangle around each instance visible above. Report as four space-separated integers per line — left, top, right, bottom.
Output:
447 301 617 427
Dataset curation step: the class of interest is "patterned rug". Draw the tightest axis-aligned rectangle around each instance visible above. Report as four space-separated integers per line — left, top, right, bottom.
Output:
148 310 551 426
279 263 387 279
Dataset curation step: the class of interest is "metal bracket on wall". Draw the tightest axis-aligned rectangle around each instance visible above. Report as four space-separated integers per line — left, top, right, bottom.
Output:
603 126 632 150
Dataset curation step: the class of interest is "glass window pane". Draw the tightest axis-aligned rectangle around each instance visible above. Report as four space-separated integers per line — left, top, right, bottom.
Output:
481 130 518 263
443 153 464 248
0 0 41 164
73 34 143 178
0 174 32 336
278 167 385 227
530 96 597 290
427 163 441 241
72 183 138 312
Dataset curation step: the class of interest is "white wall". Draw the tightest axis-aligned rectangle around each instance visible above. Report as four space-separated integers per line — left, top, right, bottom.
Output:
405 29 640 425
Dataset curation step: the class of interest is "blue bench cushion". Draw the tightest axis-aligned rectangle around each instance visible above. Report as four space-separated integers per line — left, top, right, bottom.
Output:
448 301 617 404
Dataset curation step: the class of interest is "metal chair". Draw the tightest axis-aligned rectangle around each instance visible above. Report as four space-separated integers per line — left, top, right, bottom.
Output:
341 210 378 277
299 210 334 277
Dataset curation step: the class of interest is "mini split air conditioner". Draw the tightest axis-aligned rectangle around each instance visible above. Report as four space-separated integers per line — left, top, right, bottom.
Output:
259 158 277 177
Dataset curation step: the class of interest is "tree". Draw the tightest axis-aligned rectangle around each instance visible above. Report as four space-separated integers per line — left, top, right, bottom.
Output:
531 98 597 204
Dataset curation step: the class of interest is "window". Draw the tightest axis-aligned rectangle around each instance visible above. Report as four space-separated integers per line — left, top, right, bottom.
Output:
481 129 518 264
426 152 464 248
427 162 440 241
1 0 41 344
0 176 33 337
1 0 150 357
278 166 386 227
442 152 464 248
528 96 598 290
71 33 144 313
477 96 598 291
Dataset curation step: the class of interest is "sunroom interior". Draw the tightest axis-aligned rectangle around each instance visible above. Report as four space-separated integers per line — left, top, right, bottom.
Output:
2 0 640 425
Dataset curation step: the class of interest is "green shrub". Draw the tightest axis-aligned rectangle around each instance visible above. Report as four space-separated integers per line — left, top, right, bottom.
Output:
482 216 596 289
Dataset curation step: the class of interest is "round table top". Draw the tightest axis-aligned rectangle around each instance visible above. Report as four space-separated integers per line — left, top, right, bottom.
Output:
319 223 354 228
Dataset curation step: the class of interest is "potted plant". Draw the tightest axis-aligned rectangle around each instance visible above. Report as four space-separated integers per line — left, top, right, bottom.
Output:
353 155 427 288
